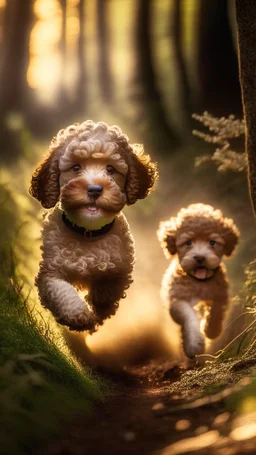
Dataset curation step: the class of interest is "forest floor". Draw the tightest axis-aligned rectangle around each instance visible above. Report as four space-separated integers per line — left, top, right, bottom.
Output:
38 361 256 455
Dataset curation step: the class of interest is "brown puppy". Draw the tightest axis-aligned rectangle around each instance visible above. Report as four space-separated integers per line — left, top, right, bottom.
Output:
158 203 240 358
30 120 158 332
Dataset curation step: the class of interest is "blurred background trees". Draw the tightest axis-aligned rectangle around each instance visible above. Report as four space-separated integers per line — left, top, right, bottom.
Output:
1 0 254 286
2 4 256 452
0 0 242 160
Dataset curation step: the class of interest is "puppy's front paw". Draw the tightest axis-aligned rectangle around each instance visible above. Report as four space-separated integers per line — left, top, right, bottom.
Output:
56 309 96 332
182 327 205 359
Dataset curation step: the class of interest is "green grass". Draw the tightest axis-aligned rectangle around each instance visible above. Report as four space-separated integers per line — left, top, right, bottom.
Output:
0 185 103 455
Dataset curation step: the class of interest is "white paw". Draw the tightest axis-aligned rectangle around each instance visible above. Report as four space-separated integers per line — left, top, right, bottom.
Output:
56 307 96 332
182 327 205 359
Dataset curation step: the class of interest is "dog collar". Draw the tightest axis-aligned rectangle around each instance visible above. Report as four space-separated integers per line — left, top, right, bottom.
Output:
187 267 220 282
62 211 115 238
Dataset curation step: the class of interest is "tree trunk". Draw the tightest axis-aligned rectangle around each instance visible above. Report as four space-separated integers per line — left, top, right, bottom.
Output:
236 0 256 215
197 0 242 116
0 0 34 115
134 0 179 149
58 0 69 107
96 0 113 104
0 0 34 161
0 2 5 60
171 0 193 125
75 0 86 113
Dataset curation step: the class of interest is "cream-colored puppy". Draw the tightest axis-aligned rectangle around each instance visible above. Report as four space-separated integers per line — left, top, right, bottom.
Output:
30 120 158 332
158 203 239 358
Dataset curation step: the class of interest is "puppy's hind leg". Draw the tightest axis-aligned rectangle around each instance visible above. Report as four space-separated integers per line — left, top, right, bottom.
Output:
204 299 228 339
170 301 205 359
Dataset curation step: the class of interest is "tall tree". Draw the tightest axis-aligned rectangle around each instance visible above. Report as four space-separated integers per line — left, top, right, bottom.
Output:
0 2 5 60
197 0 242 116
236 0 256 215
57 0 69 107
75 0 86 113
133 0 179 149
0 0 34 117
0 0 34 160
96 0 113 104
171 0 194 126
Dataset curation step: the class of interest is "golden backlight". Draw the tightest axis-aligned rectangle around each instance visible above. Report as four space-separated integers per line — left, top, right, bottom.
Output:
27 0 80 102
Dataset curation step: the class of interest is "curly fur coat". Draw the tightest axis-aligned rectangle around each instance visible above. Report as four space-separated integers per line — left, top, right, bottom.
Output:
30 120 158 332
158 203 240 358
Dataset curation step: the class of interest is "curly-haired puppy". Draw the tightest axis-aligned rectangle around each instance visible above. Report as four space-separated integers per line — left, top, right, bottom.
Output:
30 120 158 332
158 203 240 358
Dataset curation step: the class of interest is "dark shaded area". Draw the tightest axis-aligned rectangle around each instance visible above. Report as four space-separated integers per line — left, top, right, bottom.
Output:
171 0 194 126
38 362 256 455
0 0 34 116
132 0 179 150
197 0 242 116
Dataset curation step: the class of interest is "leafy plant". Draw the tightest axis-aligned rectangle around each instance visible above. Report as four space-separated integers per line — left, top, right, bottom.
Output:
192 111 247 172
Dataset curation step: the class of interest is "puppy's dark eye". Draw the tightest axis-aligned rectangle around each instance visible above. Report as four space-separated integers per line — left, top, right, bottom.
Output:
186 240 192 246
209 240 216 246
106 165 116 175
72 164 81 172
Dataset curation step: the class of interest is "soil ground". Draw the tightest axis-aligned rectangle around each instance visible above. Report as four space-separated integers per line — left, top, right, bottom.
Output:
38 362 256 455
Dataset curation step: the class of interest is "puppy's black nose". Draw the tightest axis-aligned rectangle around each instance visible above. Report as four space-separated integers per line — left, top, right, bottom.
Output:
194 255 205 264
88 184 103 199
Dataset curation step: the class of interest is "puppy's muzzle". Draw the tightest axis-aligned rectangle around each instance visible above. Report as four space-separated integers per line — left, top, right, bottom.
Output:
194 255 205 265
88 184 103 200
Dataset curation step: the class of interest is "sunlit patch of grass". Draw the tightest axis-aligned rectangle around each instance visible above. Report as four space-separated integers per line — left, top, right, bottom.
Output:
0 276 102 454
226 376 256 413
0 181 103 454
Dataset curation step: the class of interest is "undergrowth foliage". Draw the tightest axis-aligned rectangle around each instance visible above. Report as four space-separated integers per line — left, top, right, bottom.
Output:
241 260 256 310
173 113 256 416
168 266 256 414
0 185 102 455
192 112 247 172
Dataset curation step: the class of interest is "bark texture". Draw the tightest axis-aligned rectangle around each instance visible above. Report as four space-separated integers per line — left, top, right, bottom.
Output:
236 0 256 214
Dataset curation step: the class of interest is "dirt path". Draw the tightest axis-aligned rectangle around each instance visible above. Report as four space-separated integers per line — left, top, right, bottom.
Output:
39 362 256 455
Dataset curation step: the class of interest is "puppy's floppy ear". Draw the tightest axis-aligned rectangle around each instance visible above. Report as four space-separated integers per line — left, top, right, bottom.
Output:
29 143 61 209
157 219 177 258
222 217 240 257
125 144 158 205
